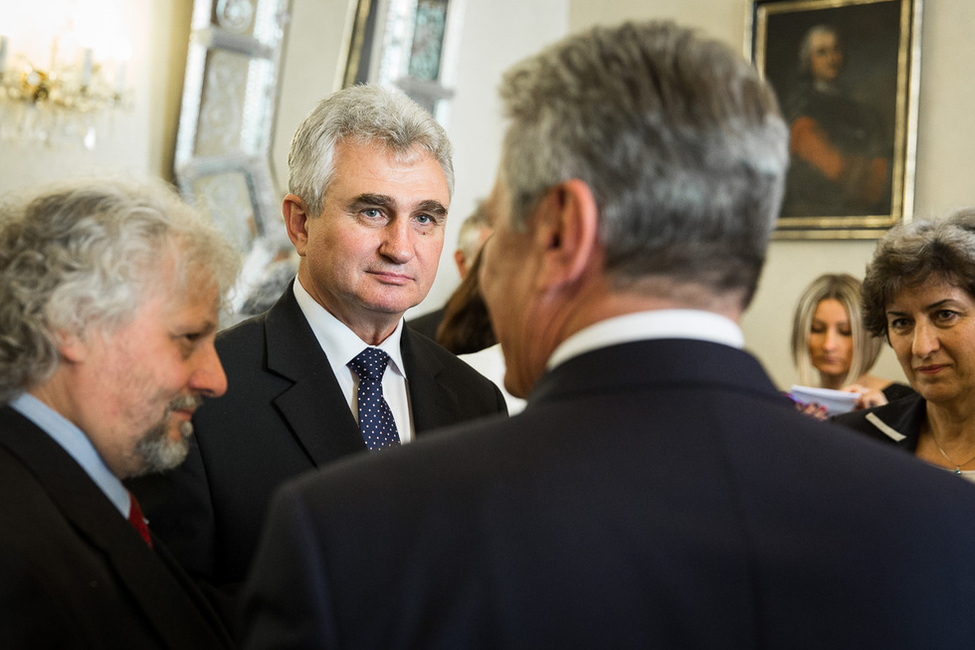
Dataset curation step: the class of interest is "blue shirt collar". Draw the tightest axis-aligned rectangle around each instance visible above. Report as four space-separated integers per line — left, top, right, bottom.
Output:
10 393 130 517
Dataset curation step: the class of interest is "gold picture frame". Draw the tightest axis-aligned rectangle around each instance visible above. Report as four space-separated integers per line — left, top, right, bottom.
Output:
749 0 923 239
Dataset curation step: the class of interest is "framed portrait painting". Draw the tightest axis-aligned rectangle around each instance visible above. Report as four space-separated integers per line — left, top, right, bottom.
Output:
749 0 923 239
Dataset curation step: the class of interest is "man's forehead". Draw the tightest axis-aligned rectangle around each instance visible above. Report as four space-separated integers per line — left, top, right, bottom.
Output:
811 31 838 47
335 138 440 174
330 140 449 204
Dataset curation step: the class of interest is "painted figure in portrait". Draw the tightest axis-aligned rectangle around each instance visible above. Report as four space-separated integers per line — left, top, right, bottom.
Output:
781 24 892 218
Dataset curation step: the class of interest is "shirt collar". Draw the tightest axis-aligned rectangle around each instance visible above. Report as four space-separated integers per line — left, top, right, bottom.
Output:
9 392 130 517
548 309 744 371
292 276 406 378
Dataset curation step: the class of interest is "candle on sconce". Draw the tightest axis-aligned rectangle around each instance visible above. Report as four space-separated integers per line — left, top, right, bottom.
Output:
113 61 127 96
81 47 93 87
0 35 9 75
113 38 131 96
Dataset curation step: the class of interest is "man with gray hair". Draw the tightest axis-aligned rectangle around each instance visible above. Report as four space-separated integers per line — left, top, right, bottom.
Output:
130 84 507 598
0 178 237 647
242 21 975 647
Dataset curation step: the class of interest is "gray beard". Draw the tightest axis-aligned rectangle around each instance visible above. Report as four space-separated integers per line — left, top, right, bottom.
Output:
130 394 202 477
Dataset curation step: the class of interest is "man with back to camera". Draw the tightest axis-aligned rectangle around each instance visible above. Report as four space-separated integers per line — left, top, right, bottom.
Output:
0 179 237 648
241 21 975 648
129 84 507 599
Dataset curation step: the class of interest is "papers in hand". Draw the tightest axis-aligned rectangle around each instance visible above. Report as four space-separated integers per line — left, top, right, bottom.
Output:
788 385 860 416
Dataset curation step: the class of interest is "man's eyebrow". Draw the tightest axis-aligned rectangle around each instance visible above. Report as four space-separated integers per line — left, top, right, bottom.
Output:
415 200 447 217
348 194 396 211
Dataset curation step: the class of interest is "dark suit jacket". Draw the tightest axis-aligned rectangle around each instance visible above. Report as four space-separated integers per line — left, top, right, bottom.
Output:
406 306 445 341
130 286 506 591
241 339 975 649
0 407 233 649
832 392 926 453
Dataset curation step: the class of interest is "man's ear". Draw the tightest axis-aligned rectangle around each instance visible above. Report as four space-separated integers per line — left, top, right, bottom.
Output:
453 250 469 279
283 194 311 256
533 179 600 289
58 331 88 363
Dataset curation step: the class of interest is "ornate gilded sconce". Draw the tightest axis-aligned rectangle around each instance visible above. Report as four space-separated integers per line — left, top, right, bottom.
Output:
0 9 130 149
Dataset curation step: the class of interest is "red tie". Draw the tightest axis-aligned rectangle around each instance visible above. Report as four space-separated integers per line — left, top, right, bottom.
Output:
127 491 153 548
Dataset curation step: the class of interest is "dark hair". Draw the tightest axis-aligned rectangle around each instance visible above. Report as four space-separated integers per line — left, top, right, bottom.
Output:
862 208 975 339
435 251 496 355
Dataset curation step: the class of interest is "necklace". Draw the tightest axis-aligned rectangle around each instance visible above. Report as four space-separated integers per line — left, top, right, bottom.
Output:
930 434 975 475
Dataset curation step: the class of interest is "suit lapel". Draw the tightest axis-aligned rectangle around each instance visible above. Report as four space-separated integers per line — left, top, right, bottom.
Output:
0 408 232 648
261 289 475 451
264 288 365 463
401 327 462 434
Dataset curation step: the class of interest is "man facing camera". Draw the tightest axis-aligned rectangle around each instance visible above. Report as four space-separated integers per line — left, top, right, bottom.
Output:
242 21 975 648
0 179 237 648
130 84 507 597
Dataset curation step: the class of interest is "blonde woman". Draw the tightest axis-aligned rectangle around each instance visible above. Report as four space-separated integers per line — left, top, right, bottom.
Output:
791 273 911 412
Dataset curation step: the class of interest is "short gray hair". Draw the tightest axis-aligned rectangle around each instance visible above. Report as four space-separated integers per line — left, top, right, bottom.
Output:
863 208 975 340
288 84 454 218
0 178 240 404
791 273 882 387
497 20 788 307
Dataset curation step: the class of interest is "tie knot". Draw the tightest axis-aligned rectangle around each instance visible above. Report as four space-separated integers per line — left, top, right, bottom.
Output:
348 347 390 383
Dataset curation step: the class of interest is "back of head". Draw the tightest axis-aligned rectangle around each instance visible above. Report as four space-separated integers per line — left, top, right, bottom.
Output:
0 178 240 404
791 273 881 386
497 20 788 308
287 84 454 217
863 208 975 339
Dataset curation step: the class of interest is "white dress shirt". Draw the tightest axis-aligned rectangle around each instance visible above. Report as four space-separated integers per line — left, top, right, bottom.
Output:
548 309 744 372
10 392 133 518
293 277 415 442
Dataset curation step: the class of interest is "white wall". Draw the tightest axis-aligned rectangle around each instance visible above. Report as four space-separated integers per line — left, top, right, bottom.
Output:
568 0 975 389
0 0 191 194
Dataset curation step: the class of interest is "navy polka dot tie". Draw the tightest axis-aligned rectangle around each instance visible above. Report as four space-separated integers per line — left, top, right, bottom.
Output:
348 347 401 450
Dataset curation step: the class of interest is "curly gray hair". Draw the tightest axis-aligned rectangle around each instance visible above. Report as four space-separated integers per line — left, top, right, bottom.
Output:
0 178 240 404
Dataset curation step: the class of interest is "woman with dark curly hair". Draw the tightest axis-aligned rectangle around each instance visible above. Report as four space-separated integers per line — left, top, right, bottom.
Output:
834 208 975 480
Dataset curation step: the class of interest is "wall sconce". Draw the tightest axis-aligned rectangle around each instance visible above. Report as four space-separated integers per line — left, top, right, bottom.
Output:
0 13 131 149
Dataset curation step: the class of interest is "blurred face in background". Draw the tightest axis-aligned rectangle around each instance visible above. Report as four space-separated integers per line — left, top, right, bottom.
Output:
808 29 843 83
808 298 853 388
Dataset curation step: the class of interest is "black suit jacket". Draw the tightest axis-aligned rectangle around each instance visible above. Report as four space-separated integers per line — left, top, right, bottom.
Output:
406 306 445 341
242 339 975 649
0 407 233 649
130 286 506 590
832 392 926 453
